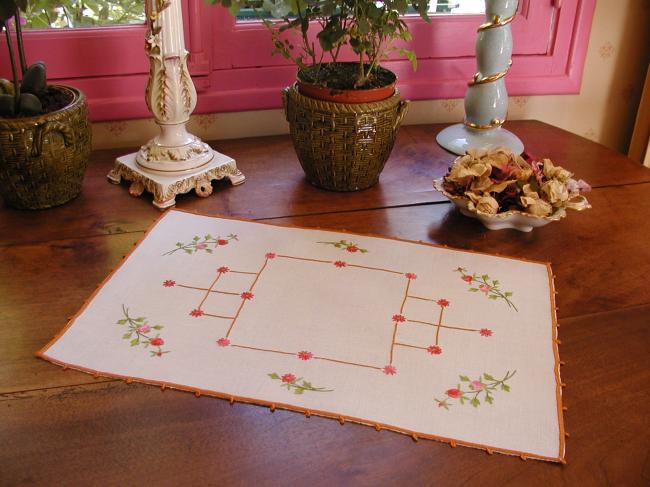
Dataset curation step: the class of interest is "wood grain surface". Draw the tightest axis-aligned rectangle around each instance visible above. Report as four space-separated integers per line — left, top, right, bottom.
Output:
1 121 649 486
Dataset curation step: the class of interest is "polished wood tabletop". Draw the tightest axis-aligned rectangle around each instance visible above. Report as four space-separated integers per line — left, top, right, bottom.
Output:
1 120 649 486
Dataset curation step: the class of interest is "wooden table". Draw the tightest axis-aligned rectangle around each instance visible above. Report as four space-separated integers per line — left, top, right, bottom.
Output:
1 120 649 486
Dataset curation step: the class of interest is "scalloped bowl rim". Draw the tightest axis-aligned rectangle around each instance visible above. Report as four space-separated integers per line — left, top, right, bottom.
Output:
432 178 568 222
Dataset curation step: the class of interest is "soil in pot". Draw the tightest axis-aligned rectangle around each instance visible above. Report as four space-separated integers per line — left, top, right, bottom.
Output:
0 86 91 210
297 62 397 103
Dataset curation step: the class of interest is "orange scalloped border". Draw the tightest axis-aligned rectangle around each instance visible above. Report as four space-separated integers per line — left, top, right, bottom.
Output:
36 208 566 464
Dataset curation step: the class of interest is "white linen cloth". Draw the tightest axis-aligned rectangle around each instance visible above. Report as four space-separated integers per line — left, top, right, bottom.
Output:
40 210 565 462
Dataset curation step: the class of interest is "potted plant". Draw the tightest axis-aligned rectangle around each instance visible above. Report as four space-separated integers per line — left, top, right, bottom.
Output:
0 0 91 209
209 0 430 191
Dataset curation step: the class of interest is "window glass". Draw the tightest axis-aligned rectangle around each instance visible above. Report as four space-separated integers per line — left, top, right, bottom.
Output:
235 0 484 22
22 0 145 28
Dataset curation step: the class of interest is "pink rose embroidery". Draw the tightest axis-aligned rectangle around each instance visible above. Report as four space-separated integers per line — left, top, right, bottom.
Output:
470 380 483 391
217 338 230 347
297 351 313 360
479 284 491 294
383 365 397 375
195 242 207 250
163 280 176 287
137 324 151 334
281 373 296 383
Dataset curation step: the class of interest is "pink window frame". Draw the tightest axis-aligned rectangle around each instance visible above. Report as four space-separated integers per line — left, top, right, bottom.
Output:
0 0 595 122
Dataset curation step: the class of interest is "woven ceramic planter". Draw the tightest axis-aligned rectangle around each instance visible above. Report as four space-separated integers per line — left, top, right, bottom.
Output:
0 85 91 209
283 83 409 191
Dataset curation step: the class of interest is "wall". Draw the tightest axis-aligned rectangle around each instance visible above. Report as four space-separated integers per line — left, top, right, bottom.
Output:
93 0 650 155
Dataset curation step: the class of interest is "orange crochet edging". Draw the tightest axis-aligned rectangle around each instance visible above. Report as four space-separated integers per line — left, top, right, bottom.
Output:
35 209 566 464
547 265 567 463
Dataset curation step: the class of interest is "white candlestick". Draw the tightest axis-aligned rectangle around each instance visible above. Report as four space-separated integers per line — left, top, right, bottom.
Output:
108 0 244 209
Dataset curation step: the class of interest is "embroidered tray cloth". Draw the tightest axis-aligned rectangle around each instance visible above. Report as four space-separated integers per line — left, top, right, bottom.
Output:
39 210 565 462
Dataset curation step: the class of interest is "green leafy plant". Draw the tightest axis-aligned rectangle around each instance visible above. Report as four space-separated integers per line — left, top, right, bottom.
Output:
21 0 145 28
0 0 50 116
207 0 431 89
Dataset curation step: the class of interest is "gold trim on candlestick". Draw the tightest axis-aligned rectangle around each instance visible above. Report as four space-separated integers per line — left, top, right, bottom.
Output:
468 60 513 87
463 118 505 130
478 14 515 32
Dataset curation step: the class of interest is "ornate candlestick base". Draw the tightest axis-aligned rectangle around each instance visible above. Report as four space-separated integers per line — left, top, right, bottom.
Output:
436 124 524 156
108 149 245 210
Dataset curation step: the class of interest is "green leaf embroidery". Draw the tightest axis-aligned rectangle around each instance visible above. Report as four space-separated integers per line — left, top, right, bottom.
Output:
268 373 333 393
455 268 518 311
436 371 516 410
118 305 169 358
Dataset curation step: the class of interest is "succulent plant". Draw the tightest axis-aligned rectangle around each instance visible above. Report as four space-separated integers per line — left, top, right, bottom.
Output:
0 0 48 117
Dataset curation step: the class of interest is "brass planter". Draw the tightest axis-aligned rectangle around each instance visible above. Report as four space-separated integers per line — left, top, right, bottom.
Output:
0 85 91 209
283 84 409 192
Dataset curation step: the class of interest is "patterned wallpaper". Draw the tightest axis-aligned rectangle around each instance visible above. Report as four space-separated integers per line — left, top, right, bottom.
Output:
94 0 650 155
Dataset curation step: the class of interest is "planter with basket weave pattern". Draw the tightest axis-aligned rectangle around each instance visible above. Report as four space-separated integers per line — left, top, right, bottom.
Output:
283 75 409 192
0 85 91 209
207 0 430 191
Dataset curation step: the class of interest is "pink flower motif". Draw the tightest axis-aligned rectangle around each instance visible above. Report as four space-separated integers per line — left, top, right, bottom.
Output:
462 275 473 283
405 273 417 280
383 365 397 375
297 351 313 360
437 299 450 308
196 243 207 250
392 314 406 323
150 337 164 347
163 280 176 287
217 239 229 246
446 388 461 398
346 245 359 253
265 252 276 259
334 261 347 268
240 292 254 300
217 338 230 347
480 328 493 337
137 324 151 334
190 309 204 317
217 266 230 274
479 284 490 294
427 345 442 355
470 380 483 391
281 373 296 383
